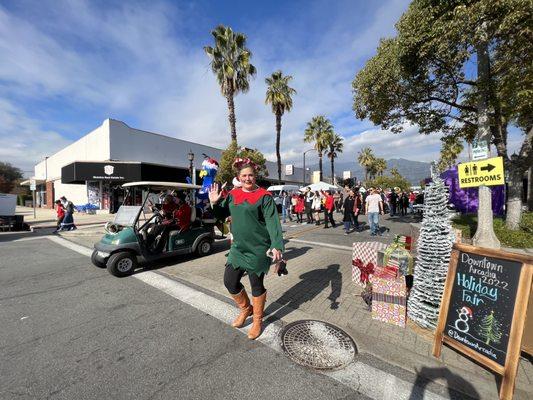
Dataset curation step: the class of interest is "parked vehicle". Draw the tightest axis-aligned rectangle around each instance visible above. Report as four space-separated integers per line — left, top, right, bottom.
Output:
91 181 215 277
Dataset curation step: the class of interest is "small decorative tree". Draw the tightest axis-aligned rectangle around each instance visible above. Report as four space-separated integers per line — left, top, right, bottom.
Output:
407 168 454 329
216 141 268 185
478 310 502 346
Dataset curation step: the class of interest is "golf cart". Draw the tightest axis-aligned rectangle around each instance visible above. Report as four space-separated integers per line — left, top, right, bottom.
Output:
91 181 216 277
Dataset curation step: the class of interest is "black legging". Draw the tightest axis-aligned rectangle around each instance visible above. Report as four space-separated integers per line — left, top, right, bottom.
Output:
224 264 266 297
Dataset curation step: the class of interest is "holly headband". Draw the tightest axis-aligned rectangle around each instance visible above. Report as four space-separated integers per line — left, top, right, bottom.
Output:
232 157 258 173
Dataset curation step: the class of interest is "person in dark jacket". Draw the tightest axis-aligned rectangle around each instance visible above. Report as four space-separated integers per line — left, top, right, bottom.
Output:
342 190 355 234
321 190 336 229
304 188 314 224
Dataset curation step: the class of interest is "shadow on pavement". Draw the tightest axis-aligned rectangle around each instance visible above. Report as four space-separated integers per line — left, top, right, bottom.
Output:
283 246 313 262
408 366 480 400
264 263 343 325
0 228 55 243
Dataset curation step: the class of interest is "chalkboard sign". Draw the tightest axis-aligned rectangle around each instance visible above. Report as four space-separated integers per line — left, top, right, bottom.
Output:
443 251 521 366
433 243 533 400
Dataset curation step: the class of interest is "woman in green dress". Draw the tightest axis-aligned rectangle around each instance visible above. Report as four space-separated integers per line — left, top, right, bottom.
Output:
209 158 284 339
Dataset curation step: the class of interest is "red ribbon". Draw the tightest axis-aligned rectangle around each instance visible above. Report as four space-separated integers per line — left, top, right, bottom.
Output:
352 258 375 284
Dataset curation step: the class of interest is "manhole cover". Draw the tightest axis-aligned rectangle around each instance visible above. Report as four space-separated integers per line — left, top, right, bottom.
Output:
280 320 357 370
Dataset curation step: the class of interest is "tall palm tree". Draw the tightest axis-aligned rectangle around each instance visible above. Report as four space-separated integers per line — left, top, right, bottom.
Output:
438 135 464 170
390 167 401 177
325 133 344 184
374 157 387 176
304 116 333 181
204 25 256 143
265 70 296 182
357 147 375 182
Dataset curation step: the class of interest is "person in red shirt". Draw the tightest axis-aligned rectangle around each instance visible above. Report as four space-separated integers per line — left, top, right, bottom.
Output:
295 194 305 223
54 200 65 231
321 190 336 229
173 192 192 232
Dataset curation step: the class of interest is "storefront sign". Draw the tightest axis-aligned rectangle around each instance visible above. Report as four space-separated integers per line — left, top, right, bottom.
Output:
433 243 532 400
457 156 504 188
285 164 294 176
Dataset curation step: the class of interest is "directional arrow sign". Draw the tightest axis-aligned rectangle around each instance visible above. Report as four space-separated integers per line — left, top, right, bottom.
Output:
480 163 495 173
458 156 505 188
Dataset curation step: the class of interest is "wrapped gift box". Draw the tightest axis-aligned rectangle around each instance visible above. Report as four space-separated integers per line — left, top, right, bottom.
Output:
377 248 414 276
352 241 389 286
394 235 412 251
370 275 407 328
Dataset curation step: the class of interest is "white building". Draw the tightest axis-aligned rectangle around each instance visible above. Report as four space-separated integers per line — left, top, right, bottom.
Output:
27 119 305 212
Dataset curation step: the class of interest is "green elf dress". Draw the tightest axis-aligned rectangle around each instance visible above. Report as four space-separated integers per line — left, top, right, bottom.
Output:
213 187 284 277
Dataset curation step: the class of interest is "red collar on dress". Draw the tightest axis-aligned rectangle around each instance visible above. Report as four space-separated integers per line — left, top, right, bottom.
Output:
230 187 272 205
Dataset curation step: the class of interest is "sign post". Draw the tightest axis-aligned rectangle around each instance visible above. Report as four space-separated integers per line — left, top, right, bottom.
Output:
30 179 36 219
433 243 532 399
457 156 505 189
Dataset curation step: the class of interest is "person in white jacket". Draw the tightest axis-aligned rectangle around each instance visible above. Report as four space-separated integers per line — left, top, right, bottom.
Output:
311 191 323 226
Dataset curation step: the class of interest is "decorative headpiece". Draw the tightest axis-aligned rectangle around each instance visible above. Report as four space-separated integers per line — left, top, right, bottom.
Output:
232 157 258 172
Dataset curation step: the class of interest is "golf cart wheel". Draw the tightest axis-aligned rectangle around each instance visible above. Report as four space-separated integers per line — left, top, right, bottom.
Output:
196 239 212 257
91 250 106 268
107 252 137 277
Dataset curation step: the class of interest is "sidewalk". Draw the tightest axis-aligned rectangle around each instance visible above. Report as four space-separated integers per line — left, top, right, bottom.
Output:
16 206 114 230
57 222 533 400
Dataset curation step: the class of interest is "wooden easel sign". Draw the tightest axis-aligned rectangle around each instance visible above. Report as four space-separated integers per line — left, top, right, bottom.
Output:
433 243 532 400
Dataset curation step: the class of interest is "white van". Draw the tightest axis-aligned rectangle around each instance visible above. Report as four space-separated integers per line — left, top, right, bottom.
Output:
267 185 301 208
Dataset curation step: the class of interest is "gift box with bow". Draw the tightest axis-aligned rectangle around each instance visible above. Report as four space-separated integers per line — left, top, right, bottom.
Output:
352 241 389 286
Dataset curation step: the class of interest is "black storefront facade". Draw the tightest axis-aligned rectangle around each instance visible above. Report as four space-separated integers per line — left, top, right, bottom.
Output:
61 161 191 212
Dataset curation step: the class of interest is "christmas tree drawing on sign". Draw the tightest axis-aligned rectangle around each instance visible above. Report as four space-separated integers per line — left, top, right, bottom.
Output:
477 310 503 346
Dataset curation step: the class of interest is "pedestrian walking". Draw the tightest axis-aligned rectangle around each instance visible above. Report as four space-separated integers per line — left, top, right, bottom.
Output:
295 194 305 223
342 190 355 234
304 188 314 224
312 191 322 225
365 188 383 236
281 191 292 223
401 191 409 216
389 188 398 216
353 188 363 231
321 190 336 229
333 190 341 213
54 200 65 231
291 193 298 220
58 196 77 231
209 158 284 340
408 191 416 214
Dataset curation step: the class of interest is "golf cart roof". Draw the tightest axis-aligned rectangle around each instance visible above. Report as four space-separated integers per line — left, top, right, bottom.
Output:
122 181 202 190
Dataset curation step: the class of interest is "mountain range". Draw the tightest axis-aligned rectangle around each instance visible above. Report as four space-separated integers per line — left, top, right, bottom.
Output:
308 158 431 185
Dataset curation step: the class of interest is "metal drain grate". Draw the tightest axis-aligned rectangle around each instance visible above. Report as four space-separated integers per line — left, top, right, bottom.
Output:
280 320 357 370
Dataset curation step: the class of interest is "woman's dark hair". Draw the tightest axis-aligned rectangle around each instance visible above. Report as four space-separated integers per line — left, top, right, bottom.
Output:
55 200 62 204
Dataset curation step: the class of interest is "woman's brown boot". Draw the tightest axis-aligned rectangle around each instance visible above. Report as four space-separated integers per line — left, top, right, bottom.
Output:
248 291 267 340
231 289 253 328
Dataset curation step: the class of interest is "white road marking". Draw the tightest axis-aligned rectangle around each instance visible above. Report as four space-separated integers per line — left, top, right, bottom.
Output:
46 235 448 400
288 238 352 251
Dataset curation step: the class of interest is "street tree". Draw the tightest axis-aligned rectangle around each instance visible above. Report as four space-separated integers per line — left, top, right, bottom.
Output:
304 116 333 182
357 147 375 182
0 162 23 193
204 25 257 143
216 141 268 185
373 157 387 177
265 70 296 182
353 0 532 243
325 133 344 185
437 135 464 172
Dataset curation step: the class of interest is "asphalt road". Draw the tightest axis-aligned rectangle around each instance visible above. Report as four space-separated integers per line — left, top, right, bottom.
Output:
0 238 365 400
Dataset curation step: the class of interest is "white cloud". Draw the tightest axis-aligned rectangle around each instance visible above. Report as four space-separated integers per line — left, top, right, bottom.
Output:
1 0 458 174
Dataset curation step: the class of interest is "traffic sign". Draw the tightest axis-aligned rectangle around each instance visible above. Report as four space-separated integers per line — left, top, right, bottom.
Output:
30 179 36 191
458 156 504 188
472 143 489 161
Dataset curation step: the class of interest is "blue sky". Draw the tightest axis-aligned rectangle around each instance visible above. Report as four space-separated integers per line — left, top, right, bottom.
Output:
0 0 524 175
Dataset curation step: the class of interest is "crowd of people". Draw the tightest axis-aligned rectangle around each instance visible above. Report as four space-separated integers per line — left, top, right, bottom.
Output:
279 185 422 236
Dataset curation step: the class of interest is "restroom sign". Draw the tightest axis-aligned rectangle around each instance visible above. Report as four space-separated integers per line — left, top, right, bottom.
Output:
458 156 504 189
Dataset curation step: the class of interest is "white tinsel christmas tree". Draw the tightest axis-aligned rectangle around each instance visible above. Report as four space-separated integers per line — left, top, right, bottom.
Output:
408 166 454 329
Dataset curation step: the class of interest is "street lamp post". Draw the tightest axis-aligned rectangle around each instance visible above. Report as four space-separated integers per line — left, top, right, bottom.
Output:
303 148 315 186
187 149 194 182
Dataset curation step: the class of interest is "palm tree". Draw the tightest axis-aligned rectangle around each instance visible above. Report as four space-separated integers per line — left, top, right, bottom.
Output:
438 135 464 171
357 147 375 182
204 25 256 143
373 157 387 177
390 167 401 177
265 70 296 182
304 116 334 181
325 133 344 184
